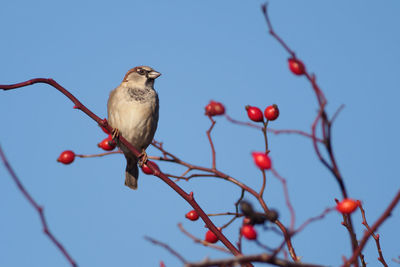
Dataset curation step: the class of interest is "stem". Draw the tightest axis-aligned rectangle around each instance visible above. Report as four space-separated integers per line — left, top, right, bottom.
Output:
0 145 77 267
206 116 217 170
0 79 244 261
344 190 400 267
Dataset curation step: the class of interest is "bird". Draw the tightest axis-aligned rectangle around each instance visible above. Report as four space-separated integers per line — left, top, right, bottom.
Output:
107 66 160 190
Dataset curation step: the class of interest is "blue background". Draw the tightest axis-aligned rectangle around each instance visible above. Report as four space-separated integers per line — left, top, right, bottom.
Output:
1 1 399 266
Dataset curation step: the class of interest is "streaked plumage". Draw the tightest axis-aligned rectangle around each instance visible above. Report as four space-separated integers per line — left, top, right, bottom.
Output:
107 66 160 189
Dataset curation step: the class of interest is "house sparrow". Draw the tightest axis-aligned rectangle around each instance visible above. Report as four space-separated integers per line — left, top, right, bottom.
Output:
107 66 160 190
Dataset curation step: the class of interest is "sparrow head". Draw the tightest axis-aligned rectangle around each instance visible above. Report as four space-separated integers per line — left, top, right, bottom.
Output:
122 66 161 88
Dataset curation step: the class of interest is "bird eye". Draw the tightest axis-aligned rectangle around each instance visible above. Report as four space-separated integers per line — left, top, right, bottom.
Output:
137 69 146 75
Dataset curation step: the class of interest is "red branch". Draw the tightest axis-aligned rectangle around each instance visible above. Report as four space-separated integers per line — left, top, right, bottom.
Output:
344 190 400 267
293 207 334 236
75 151 122 158
144 236 187 264
224 114 323 143
206 116 217 170
177 223 230 253
184 253 327 267
358 203 388 266
151 141 298 261
0 79 244 261
0 145 77 267
260 4 361 265
271 168 296 231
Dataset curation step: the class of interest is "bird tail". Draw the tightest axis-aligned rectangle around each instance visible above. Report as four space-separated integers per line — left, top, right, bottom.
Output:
125 156 139 190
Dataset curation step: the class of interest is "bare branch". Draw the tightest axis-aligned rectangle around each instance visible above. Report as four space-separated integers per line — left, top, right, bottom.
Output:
344 189 400 266
177 223 230 253
358 203 388 267
271 168 296 231
206 116 217 170
75 150 122 158
144 236 187 264
0 145 77 267
0 79 243 259
185 253 328 267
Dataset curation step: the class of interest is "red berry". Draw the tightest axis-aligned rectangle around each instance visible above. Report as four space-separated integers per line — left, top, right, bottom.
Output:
185 210 199 221
141 161 160 175
241 225 257 240
264 105 279 121
205 101 225 116
288 58 306 75
205 230 219 243
98 135 117 151
57 150 75 164
245 106 264 122
336 199 360 214
252 152 271 170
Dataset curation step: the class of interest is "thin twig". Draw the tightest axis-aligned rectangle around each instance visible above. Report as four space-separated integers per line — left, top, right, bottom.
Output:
185 253 328 267
261 3 295 57
358 203 389 267
151 141 298 260
0 145 77 267
177 223 230 253
293 207 335 235
330 104 345 125
261 4 359 262
75 150 122 158
224 114 323 143
259 169 267 198
221 189 246 230
144 236 187 264
262 120 269 153
344 189 400 267
271 168 296 231
206 116 217 170
207 212 241 217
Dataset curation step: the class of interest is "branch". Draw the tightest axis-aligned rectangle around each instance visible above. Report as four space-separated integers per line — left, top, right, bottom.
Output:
271 168 296 231
0 79 243 260
0 145 77 267
344 189 400 267
144 236 187 264
177 223 230 253
75 150 122 158
184 253 328 267
206 116 217 170
224 114 323 143
151 140 298 260
358 203 388 266
260 4 360 264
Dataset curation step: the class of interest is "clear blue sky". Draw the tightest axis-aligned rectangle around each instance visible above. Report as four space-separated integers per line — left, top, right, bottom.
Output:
1 1 399 266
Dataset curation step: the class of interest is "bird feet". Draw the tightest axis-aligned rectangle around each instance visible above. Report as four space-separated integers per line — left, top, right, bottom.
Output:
138 149 148 167
111 128 120 140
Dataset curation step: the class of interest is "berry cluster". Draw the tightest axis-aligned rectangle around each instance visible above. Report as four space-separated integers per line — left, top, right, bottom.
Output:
246 105 279 122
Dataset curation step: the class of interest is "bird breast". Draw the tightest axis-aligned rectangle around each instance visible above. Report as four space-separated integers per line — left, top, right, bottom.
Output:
107 86 159 151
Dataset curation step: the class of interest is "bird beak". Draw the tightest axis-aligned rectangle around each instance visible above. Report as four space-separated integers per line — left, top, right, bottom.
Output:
148 71 161 79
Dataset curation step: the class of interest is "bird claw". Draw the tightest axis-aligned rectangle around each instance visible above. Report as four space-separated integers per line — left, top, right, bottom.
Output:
138 149 148 167
112 128 120 140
